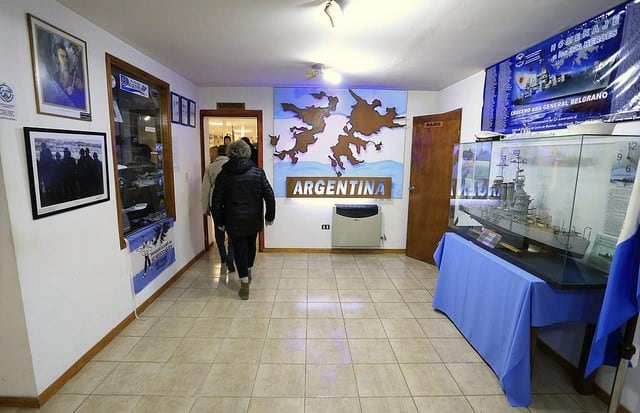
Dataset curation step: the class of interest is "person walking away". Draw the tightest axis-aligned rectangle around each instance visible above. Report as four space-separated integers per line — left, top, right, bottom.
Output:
201 145 235 272
211 140 275 300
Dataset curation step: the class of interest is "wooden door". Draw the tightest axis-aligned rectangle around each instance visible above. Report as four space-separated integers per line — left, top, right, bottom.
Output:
406 109 462 263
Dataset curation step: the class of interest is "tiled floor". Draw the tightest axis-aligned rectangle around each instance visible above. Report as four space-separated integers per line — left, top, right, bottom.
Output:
1 252 608 412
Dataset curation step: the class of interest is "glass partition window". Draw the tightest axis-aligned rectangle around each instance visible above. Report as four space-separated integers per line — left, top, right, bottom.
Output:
107 55 174 246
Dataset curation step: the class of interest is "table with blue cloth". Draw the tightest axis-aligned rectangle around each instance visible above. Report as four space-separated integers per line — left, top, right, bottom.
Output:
432 232 605 407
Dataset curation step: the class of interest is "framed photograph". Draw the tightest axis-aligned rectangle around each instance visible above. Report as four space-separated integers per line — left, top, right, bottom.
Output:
188 99 196 127
24 127 109 219
180 96 189 126
27 14 91 121
171 92 181 124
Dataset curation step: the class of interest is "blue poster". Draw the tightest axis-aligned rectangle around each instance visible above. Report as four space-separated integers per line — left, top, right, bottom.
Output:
482 1 640 134
126 217 176 294
272 88 407 198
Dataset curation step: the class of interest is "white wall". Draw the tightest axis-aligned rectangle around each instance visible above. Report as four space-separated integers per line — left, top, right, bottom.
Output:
0 0 202 396
199 88 438 249
437 70 640 413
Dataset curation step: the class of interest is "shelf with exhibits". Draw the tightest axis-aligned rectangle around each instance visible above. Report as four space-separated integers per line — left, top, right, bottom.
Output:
449 133 639 289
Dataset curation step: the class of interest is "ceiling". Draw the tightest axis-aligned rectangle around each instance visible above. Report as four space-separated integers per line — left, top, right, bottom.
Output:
57 0 622 91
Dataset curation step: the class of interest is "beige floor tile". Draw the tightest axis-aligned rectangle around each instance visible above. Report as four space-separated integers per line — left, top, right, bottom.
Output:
271 302 307 318
336 278 367 290
369 289 403 303
430 338 483 363
252 364 306 397
364 278 396 289
360 269 389 279
308 278 338 289
132 396 195 413
145 317 195 337
120 317 157 337
58 361 117 394
381 318 426 338
159 287 187 300
267 318 306 338
307 338 351 364
308 289 340 302
28 394 87 413
307 302 342 318
234 302 274 318
307 318 346 338
278 278 308 289
226 318 269 338
334 268 362 278
261 339 306 364
305 397 361 413
199 364 258 396
93 362 163 395
418 318 461 338
341 302 378 318
281 268 308 277
385 269 417 279
353 364 410 397
348 339 396 363
374 303 415 319
250 289 277 301
398 289 433 303
190 397 250 412
306 364 358 397
527 394 582 411
186 317 233 338
466 395 529 412
274 289 307 302
248 397 304 413
124 337 182 362
200 301 241 318
407 303 445 319
215 338 265 364
389 339 441 363
93 336 140 361
75 395 140 413
359 397 417 413
145 363 210 396
140 300 173 317
344 318 386 338
399 363 461 396
339 290 373 303
391 279 425 290
447 362 503 395
178 288 217 301
413 396 474 413
169 337 222 363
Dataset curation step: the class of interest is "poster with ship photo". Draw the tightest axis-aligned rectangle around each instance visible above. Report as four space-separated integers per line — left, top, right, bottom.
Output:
272 88 407 198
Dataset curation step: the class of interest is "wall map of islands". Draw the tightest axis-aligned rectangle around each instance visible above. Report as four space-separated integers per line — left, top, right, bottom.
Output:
272 88 407 198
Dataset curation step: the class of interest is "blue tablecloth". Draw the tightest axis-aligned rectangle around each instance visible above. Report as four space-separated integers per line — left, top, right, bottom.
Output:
432 233 604 407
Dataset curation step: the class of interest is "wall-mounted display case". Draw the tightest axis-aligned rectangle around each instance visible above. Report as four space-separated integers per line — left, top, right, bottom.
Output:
449 133 639 288
106 54 175 248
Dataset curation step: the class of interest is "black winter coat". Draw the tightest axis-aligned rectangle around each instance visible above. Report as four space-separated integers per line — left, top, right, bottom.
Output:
211 158 275 237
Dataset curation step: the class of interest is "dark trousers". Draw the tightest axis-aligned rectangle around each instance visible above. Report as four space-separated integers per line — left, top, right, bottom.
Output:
213 220 234 263
230 233 258 279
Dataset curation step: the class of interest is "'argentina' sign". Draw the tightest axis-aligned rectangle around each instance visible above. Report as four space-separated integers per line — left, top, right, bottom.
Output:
286 177 391 198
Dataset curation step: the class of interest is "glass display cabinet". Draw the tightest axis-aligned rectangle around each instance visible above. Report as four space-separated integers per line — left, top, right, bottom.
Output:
106 54 175 248
449 133 639 288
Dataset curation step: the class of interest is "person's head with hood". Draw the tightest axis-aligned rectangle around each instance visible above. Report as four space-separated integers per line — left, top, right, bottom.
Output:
226 140 252 159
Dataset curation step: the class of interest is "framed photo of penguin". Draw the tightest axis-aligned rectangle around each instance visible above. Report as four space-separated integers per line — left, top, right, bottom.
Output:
23 127 109 219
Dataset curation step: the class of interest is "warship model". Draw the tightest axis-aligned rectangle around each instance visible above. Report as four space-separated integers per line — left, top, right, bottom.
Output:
459 149 591 257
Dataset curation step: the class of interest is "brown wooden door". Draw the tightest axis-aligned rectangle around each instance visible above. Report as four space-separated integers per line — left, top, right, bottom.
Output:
406 109 462 263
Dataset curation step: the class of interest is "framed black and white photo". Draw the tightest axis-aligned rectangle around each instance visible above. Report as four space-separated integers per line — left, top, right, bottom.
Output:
27 14 91 121
24 127 109 219
188 99 196 127
171 92 181 124
180 96 189 126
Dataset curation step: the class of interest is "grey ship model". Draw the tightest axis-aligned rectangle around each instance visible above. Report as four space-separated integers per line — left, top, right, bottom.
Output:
459 150 591 257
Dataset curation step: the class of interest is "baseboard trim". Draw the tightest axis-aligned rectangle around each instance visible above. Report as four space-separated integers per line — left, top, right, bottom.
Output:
263 248 406 254
0 250 205 408
537 340 631 413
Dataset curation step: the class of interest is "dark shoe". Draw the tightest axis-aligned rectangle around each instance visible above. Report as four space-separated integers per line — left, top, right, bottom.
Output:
238 282 250 300
248 269 252 284
227 260 235 273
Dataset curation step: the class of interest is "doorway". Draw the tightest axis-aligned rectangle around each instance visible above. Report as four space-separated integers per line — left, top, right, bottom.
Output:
200 109 263 252
405 109 462 264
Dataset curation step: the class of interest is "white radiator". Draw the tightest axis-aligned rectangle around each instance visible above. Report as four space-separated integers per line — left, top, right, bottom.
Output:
332 204 381 248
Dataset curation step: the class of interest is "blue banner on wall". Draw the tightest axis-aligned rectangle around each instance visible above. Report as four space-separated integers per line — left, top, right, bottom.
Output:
125 217 175 294
482 1 640 134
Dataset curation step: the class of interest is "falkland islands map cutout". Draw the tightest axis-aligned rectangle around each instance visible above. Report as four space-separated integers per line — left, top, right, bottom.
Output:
272 88 407 198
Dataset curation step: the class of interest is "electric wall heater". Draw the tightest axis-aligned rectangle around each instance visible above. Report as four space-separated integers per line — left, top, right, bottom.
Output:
332 204 381 248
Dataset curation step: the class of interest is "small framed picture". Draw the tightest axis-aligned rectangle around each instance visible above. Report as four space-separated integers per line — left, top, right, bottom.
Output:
24 127 110 219
180 96 189 126
27 14 91 121
188 99 196 128
171 92 181 124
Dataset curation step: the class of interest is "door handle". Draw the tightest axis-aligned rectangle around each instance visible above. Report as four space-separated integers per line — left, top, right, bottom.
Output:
409 186 415 192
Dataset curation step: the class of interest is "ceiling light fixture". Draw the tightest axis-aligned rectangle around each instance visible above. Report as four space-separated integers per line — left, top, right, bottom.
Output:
306 63 342 84
324 0 343 28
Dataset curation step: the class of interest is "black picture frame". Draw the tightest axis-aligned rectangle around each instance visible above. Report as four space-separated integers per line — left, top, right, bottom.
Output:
24 127 110 219
27 14 92 121
180 96 189 126
188 99 196 127
171 92 181 124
